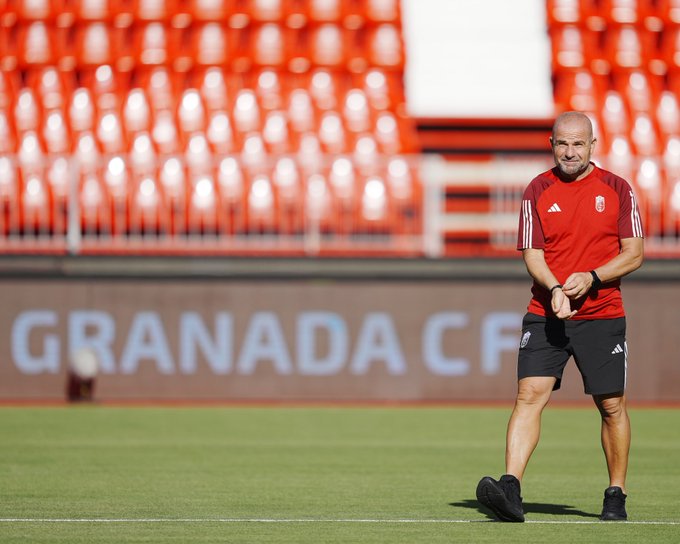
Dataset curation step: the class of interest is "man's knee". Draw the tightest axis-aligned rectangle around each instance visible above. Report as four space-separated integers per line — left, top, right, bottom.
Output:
516 377 555 407
594 393 627 420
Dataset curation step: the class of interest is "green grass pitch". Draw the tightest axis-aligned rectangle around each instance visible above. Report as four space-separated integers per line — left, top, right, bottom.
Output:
0 405 678 543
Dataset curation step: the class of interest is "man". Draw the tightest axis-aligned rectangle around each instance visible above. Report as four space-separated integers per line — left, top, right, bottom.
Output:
476 111 644 523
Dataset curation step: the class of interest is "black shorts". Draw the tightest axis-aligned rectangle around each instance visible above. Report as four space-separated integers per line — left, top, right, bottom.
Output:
517 313 627 395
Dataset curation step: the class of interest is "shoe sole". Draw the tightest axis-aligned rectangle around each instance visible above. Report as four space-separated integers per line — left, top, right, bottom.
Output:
476 477 525 522
600 513 627 521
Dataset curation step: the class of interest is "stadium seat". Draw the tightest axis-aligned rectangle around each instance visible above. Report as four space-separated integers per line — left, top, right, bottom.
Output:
216 156 247 233
72 130 101 172
16 0 72 22
17 21 64 68
614 70 660 114
187 0 230 22
630 111 661 155
17 130 45 171
241 132 267 170
308 68 340 109
366 24 404 69
304 173 333 232
68 87 96 132
0 70 19 109
307 0 344 23
187 172 219 234
96 107 126 153
46 155 69 234
352 133 379 171
194 67 230 111
123 87 152 133
158 155 187 234
233 89 261 133
318 110 347 153
657 90 680 136
191 23 230 67
79 171 112 235
366 0 401 24
206 110 236 153
546 0 584 26
184 132 212 173
0 109 17 153
287 87 315 132
20 171 52 234
251 23 289 68
255 69 283 110
14 87 41 132
249 0 285 23
550 25 591 71
328 155 355 202
309 24 347 68
374 110 401 153
27 66 73 110
0 156 21 235
128 173 166 235
177 88 206 135
71 0 115 21
73 22 118 67
150 109 180 154
604 25 645 71
129 130 157 173
599 0 640 25
600 89 631 136
343 88 371 132
42 108 71 153
659 0 680 25
247 173 276 232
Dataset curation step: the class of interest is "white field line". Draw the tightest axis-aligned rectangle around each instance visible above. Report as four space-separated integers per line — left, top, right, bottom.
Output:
0 518 679 526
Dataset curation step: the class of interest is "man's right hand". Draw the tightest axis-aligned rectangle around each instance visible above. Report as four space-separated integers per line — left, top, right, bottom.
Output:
551 288 577 320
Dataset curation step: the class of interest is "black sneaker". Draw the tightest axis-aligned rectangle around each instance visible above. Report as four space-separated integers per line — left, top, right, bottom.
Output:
600 486 627 521
476 474 525 522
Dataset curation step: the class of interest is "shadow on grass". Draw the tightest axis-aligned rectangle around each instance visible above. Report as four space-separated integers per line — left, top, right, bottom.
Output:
450 499 600 520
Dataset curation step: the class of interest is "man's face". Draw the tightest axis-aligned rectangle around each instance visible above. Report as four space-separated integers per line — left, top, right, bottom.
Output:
550 118 596 180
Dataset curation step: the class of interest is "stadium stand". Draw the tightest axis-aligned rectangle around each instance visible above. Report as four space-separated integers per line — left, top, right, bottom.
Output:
0 0 422 256
0 0 679 256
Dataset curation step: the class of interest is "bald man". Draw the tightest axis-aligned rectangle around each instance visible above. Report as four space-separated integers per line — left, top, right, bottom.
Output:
476 112 644 522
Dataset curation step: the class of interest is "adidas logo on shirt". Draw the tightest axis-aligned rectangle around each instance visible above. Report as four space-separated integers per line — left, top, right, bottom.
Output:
611 344 624 354
547 203 562 213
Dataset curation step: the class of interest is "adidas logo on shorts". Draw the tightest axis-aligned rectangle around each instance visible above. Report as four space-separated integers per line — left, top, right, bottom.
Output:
611 344 624 354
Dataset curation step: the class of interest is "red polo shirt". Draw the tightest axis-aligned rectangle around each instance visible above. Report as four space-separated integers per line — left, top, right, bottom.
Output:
517 164 644 319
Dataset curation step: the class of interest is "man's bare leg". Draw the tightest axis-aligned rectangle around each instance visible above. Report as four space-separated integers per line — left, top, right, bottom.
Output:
505 376 557 481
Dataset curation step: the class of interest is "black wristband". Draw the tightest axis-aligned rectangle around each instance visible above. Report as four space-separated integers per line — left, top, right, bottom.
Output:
590 270 602 290
550 284 563 293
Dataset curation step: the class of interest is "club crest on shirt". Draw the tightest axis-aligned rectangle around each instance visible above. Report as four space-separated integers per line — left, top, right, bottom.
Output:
595 195 605 213
520 331 531 348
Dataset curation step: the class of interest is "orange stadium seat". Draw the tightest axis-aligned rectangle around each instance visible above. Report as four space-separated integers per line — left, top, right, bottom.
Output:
365 0 401 24
659 0 680 24
185 0 231 22
14 87 41 132
206 110 236 154
122 87 152 134
13 0 68 22
46 155 69 234
95 106 126 154
246 172 277 232
79 171 112 234
42 108 71 153
0 156 21 235
0 109 17 153
26 66 74 110
187 172 219 234
20 170 52 234
365 23 404 69
188 23 231 68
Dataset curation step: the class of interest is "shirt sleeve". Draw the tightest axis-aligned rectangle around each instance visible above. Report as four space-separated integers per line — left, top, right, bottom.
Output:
617 180 645 239
517 182 545 249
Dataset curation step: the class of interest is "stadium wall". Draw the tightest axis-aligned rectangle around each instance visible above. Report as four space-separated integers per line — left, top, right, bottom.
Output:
1 275 678 403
